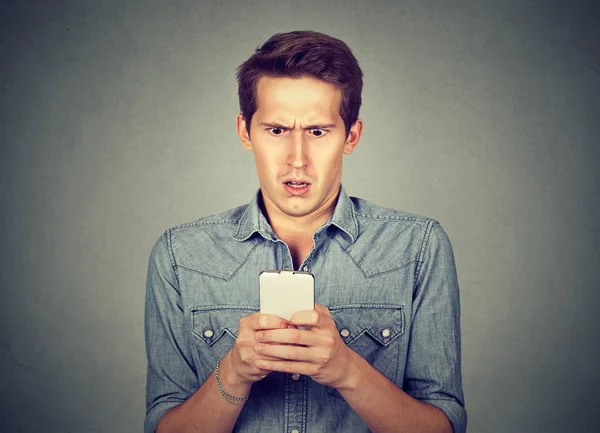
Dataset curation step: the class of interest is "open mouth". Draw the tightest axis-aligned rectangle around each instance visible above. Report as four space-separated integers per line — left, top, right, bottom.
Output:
285 181 309 188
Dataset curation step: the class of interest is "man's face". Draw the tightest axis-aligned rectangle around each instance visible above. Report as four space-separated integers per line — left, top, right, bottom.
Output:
237 76 362 222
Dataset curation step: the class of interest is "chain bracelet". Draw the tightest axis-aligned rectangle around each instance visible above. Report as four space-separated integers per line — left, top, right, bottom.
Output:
214 358 250 405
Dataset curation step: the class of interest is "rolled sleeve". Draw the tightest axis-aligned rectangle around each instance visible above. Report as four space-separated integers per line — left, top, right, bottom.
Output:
144 231 199 433
405 221 467 433
421 398 467 433
144 401 181 433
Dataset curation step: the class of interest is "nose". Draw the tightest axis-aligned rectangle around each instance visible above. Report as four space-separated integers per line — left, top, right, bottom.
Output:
287 132 308 169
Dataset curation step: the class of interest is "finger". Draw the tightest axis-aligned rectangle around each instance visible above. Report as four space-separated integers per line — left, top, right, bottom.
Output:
254 359 318 376
242 350 285 363
255 329 321 347
255 368 271 377
254 342 314 361
257 313 291 330
314 303 331 315
290 309 322 327
243 312 290 331
247 367 271 382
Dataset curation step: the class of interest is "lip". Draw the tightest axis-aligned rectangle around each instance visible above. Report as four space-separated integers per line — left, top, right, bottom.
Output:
282 177 311 185
283 180 311 196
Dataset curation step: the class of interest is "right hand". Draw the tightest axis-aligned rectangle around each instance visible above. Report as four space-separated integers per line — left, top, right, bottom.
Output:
219 312 291 392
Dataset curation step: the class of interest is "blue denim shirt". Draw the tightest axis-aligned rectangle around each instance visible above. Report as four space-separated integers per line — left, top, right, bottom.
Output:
145 187 466 433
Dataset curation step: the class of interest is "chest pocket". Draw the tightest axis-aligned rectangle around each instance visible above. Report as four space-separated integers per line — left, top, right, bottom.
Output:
327 304 404 399
191 306 258 368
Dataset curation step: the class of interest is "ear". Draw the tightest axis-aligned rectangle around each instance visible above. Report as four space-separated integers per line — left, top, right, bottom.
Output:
236 113 253 150
343 119 363 155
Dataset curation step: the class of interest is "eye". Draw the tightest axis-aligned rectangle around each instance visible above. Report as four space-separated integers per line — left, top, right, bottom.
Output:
268 127 285 136
310 129 327 137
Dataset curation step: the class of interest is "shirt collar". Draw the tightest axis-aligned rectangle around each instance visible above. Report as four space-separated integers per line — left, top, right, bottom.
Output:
233 185 358 243
325 185 359 242
233 190 275 242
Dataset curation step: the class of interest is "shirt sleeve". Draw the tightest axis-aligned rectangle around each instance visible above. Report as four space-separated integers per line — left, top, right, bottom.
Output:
144 231 200 433
404 221 467 433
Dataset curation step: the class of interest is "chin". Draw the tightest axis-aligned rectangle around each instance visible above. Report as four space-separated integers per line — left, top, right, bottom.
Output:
281 207 310 218
280 202 315 218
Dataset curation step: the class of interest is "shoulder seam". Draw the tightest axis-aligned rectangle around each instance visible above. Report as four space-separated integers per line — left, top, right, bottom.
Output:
354 211 431 224
170 218 241 231
165 229 180 282
414 220 438 289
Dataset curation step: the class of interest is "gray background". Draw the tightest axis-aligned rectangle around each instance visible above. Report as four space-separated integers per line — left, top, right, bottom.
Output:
1 0 599 432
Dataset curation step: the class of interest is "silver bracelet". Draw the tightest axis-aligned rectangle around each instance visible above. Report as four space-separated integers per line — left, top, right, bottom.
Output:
214 358 250 405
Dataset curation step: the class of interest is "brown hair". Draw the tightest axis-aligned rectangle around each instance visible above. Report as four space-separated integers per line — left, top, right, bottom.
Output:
236 30 363 137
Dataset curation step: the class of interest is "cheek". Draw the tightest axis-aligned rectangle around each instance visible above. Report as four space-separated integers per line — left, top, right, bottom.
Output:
317 154 344 182
254 149 283 175
313 148 343 169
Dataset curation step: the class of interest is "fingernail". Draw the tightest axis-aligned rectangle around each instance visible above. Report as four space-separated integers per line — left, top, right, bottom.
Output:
255 332 263 341
254 343 263 353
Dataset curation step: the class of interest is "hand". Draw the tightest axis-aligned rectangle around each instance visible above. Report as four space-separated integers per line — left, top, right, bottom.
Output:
221 312 291 392
251 303 353 389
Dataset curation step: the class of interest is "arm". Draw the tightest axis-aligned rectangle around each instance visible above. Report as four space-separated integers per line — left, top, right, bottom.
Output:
254 305 452 433
402 221 466 432
155 355 247 433
154 352 249 433
338 350 453 433
145 232 289 433
155 316 290 433
253 222 466 433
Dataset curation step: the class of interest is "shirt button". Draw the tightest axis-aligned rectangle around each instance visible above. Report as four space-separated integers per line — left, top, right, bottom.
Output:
340 328 350 338
302 266 309 272
291 373 300 381
291 430 300 433
381 328 391 338
203 329 214 338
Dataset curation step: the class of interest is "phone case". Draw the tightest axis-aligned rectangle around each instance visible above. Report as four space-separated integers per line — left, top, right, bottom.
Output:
259 270 315 321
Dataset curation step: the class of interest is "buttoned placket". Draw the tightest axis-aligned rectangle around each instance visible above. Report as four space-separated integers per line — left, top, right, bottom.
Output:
272 229 323 272
273 231 322 433
284 371 308 433
297 229 324 272
270 237 291 271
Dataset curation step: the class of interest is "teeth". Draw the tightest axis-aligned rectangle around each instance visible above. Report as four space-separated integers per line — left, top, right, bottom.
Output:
287 182 307 188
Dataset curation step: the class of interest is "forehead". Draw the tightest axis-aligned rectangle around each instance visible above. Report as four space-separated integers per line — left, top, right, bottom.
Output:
254 76 342 122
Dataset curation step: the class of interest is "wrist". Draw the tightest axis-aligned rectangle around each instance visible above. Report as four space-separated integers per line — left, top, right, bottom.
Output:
221 352 252 395
334 348 363 392
215 356 250 405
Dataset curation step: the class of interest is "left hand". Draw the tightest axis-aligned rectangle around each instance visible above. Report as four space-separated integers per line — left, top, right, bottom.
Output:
252 303 353 389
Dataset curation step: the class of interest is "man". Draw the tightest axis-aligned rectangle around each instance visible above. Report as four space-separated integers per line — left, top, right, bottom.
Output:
145 30 466 433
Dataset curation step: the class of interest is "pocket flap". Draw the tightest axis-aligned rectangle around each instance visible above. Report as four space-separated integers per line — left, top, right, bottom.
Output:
191 306 257 346
329 304 404 346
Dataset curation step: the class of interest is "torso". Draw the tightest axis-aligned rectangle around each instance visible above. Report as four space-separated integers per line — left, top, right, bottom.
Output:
145 192 466 432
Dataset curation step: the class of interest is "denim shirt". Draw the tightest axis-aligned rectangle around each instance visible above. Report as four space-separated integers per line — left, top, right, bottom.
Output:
145 187 466 433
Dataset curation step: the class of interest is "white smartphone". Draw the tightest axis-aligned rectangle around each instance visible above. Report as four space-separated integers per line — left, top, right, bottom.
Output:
259 270 315 321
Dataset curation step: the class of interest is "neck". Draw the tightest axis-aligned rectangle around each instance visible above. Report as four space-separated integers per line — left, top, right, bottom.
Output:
261 189 340 240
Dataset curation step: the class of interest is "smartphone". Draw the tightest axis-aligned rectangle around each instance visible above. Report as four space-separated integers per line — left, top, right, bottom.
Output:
259 270 315 321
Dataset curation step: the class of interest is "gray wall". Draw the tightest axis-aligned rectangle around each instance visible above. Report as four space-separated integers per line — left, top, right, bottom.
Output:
1 0 599 432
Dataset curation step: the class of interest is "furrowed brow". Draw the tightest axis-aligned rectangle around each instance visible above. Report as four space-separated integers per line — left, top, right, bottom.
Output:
259 122 292 129
302 124 337 130
258 122 337 130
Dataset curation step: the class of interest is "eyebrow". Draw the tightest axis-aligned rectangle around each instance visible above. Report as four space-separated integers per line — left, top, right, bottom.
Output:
258 122 337 130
